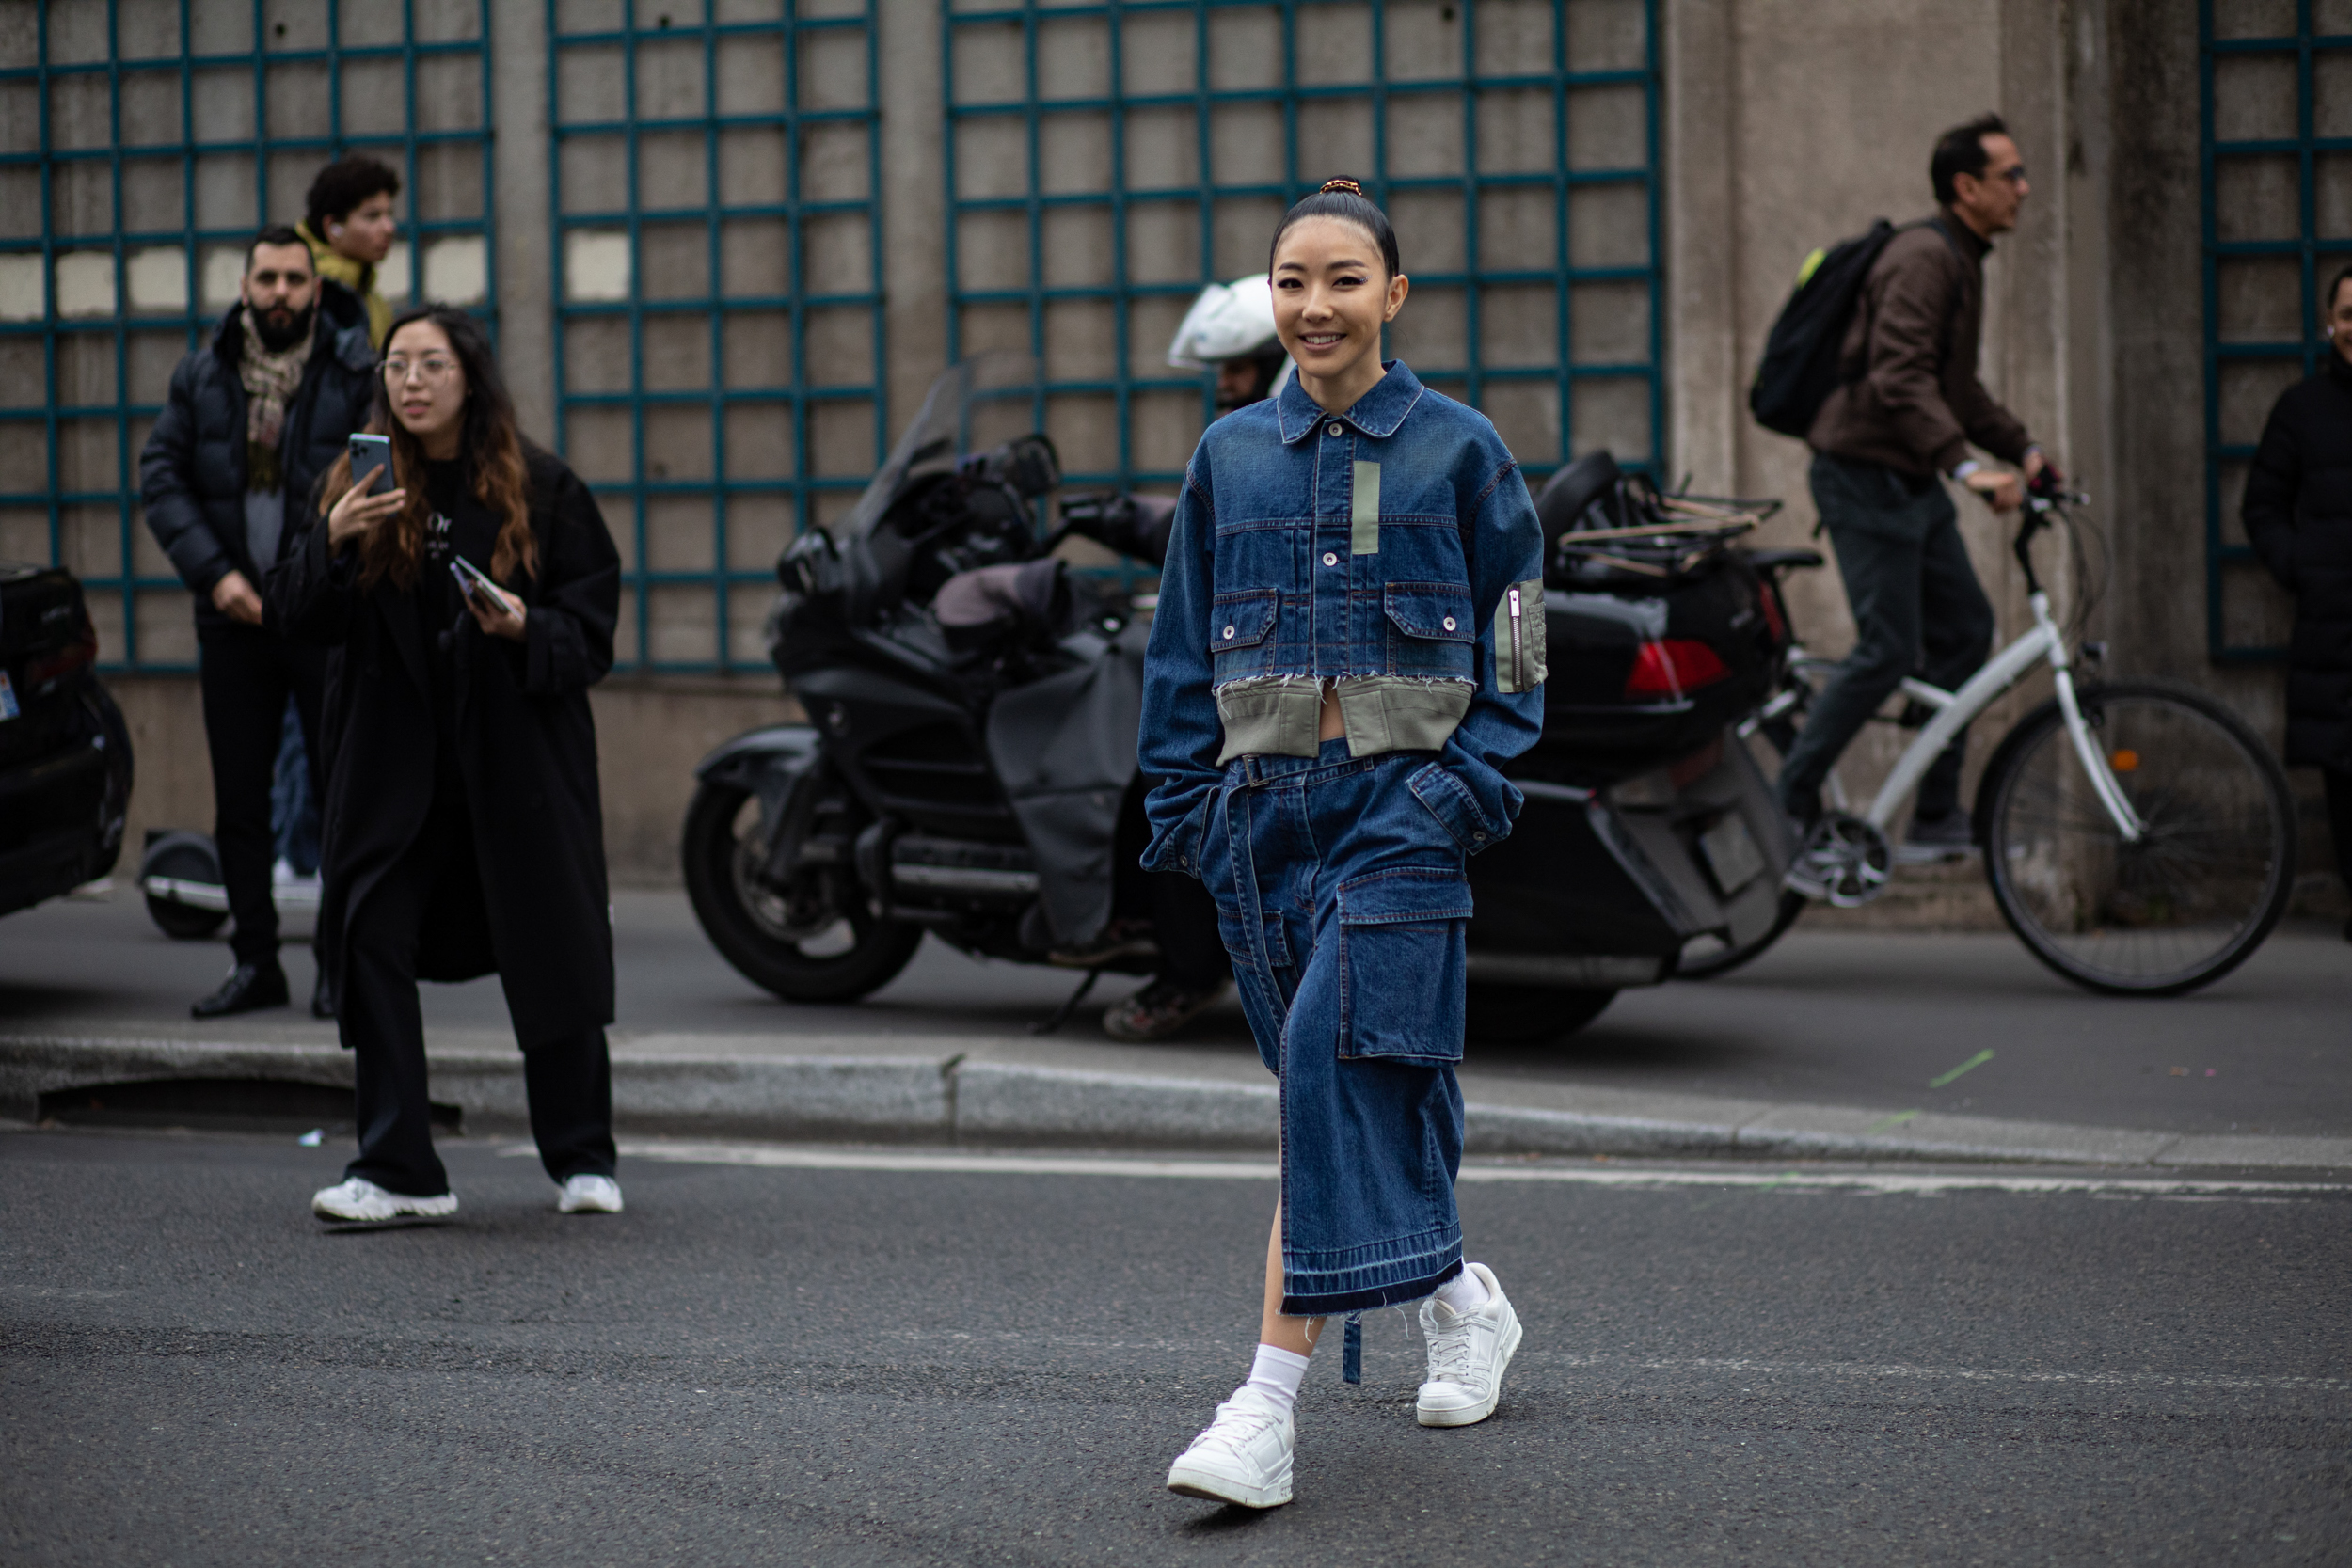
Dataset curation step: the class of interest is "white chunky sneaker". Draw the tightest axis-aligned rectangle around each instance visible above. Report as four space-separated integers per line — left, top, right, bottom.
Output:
310 1177 457 1223
1165 1387 1295 1509
557 1174 624 1214
1416 1262 1523 1428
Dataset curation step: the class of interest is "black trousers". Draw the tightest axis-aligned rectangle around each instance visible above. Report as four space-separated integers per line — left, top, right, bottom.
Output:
1777 454 1998 823
198 621 326 966
2328 768 2352 895
342 784 616 1197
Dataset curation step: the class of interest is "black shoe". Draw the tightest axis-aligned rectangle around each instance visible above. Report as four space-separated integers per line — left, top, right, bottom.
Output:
310 965 337 1020
192 961 290 1019
1895 809 1978 865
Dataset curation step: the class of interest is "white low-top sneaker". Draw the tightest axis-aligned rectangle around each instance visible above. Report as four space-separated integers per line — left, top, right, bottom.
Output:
557 1174 624 1213
1416 1262 1523 1428
310 1177 458 1223
1165 1386 1295 1509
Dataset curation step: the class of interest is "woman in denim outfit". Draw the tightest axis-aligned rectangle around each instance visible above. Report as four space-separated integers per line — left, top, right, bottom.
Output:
1143 182 1548 1509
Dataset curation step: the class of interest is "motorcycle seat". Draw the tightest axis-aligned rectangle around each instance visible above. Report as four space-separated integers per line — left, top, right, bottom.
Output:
1740 547 1825 574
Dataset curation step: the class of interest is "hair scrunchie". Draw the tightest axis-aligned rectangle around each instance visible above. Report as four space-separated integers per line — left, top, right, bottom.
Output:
1319 177 1363 196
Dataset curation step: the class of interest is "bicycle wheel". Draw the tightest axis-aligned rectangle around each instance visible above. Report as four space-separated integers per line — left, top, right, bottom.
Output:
1978 680 2296 995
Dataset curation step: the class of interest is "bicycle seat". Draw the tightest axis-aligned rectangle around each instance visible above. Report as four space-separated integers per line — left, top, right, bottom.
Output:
1741 547 1825 573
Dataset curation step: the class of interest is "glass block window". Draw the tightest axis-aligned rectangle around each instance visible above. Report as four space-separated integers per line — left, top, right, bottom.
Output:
940 0 1661 496
549 0 886 673
0 0 496 671
2202 1 2349 662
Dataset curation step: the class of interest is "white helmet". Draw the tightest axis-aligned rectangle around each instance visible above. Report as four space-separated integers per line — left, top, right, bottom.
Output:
1167 276 1290 387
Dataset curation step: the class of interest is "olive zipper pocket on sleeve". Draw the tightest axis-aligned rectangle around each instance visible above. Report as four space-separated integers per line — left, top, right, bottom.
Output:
1493 578 1547 694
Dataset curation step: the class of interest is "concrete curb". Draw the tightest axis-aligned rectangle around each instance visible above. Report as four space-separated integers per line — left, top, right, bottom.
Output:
5 1033 2348 1171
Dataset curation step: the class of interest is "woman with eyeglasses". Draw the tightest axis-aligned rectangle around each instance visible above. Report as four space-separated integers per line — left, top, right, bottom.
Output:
271 305 626 1225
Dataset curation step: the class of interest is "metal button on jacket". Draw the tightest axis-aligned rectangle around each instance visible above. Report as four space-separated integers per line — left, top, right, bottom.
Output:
1327 422 1343 436
1323 551 1339 566
1442 616 1456 630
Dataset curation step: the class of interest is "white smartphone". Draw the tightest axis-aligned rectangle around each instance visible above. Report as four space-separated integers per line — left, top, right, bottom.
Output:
450 553 502 604
348 433 391 489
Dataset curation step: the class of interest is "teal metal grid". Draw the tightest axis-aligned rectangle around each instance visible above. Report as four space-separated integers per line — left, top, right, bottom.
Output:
940 0 1663 495
0 0 496 672
2201 1 2344 663
548 0 886 674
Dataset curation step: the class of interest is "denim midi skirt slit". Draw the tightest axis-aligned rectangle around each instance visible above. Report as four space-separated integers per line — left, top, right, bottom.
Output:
1203 737 1472 1318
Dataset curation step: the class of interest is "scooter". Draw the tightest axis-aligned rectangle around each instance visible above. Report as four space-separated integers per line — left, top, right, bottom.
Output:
682 359 1809 1040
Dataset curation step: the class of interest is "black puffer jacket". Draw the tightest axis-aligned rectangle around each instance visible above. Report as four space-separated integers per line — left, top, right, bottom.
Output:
2244 352 2352 769
138 285 376 629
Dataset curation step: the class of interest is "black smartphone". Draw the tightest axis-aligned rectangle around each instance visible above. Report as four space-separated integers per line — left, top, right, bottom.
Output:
348 433 391 489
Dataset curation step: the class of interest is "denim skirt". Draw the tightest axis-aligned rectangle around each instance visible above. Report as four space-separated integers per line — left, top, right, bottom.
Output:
1201 738 1471 1317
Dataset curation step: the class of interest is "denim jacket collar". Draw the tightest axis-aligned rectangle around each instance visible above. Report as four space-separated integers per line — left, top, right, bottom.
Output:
1273 359 1426 444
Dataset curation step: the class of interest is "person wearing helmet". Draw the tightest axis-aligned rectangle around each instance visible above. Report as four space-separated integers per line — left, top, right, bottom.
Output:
1169 274 1294 414
1052 280 1296 1042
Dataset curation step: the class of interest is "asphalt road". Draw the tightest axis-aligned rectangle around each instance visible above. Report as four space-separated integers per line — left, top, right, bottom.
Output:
6 887 2350 1137
5 1127 2348 1566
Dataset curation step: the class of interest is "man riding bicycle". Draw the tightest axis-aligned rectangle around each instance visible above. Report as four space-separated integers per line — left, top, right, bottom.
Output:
1778 113 2058 861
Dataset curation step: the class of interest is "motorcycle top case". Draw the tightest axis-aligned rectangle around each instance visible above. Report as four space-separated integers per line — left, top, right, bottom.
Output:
1522 453 1786 781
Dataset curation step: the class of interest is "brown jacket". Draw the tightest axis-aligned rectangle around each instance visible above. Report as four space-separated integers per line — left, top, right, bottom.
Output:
1807 211 2031 479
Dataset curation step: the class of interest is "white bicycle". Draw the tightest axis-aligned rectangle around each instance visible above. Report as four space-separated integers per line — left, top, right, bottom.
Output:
1690 480 2297 996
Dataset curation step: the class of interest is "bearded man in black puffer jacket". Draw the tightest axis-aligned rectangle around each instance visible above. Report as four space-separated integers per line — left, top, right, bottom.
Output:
140 227 377 1015
2245 262 2352 940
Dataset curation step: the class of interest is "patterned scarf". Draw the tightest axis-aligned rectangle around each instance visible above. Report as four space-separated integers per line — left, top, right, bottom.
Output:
239 303 313 492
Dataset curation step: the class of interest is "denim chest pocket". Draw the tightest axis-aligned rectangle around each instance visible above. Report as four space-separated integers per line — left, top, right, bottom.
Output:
1336 865 1472 1063
1382 581 1477 680
1210 589 1280 681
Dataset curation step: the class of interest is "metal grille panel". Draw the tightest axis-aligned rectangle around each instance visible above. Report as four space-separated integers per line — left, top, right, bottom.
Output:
548 0 885 673
0 0 496 671
941 0 1662 507
2201 1 2348 662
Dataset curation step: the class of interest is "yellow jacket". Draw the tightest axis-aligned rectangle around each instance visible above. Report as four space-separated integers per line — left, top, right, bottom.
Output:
298 221 392 348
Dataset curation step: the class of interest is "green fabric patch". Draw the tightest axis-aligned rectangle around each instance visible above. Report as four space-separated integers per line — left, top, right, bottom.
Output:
1492 578 1547 693
1350 461 1380 556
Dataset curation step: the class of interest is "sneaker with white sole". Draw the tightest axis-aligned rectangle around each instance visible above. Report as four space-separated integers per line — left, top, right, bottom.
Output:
310 1177 457 1223
557 1174 624 1213
1416 1262 1522 1427
1165 1386 1295 1508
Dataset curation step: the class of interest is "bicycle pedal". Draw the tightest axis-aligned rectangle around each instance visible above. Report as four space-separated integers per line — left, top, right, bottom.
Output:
1784 813 1892 909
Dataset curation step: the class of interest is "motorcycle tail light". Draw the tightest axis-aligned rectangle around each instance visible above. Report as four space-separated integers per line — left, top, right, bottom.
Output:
24 610 98 691
1623 638 1730 699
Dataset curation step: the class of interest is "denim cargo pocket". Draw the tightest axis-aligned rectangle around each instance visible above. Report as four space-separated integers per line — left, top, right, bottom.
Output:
1209 589 1279 682
1336 865 1472 1063
1382 581 1477 681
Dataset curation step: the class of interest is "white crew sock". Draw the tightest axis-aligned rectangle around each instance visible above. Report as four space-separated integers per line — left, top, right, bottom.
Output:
1240 1342 1312 1417
1433 1264 1492 1316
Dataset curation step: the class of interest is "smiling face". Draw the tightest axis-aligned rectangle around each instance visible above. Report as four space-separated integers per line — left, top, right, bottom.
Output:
330 190 398 265
1270 215 1409 413
383 318 467 455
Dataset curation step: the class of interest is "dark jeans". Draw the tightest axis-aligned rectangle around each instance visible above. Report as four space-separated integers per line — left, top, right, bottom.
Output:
341 784 616 1197
1114 778 1231 990
1776 453 1997 825
197 622 325 967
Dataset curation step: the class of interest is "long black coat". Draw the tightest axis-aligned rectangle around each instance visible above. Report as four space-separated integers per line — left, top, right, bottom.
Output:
2244 353 2352 769
139 285 375 629
266 447 622 1045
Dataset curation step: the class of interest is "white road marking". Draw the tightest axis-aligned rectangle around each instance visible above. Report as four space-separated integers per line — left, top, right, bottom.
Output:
499 1140 2350 1198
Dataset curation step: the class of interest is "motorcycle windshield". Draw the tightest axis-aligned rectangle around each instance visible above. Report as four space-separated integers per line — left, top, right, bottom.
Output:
837 352 1041 540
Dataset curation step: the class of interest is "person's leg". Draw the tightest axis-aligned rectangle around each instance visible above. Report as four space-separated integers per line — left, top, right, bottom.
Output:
197 624 293 972
1911 487 1997 825
1257 1204 1324 1357
336 802 452 1198
1774 459 1931 818
2327 768 2352 939
521 1027 618 1184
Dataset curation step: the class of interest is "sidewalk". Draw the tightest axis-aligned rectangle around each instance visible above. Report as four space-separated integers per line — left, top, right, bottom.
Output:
5 889 2348 1170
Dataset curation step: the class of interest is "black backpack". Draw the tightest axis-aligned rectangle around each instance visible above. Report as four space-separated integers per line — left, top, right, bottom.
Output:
1747 219 1908 438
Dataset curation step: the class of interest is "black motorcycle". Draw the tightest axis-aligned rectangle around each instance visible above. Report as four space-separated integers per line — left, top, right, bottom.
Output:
683 360 1815 1040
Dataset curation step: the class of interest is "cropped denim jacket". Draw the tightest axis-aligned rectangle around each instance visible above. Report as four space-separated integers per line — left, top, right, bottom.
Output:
1139 361 1548 874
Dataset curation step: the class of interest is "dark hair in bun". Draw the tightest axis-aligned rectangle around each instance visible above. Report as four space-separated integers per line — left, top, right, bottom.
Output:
1268 178 1402 279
